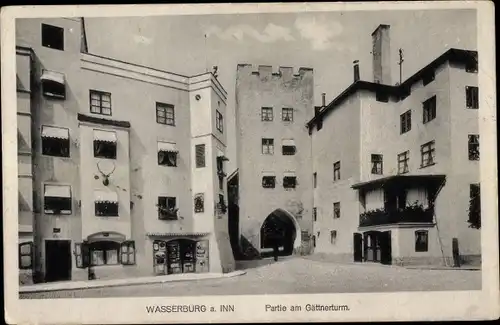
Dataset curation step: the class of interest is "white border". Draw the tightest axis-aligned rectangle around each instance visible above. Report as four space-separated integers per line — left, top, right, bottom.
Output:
2 2 498 323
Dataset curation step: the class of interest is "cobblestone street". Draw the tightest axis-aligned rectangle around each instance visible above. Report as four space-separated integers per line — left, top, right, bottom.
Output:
20 257 481 299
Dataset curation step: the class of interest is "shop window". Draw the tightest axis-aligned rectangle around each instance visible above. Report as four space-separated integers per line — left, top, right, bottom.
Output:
261 107 273 121
468 134 480 161
19 242 33 269
398 151 410 174
283 176 297 189
41 23 64 51
422 70 435 86
93 130 117 159
333 202 340 219
120 241 136 265
262 138 274 155
44 184 72 215
466 86 479 109
90 90 112 116
156 102 175 126
89 241 120 266
420 140 436 168
157 142 178 167
262 176 276 188
282 107 294 122
333 161 341 181
423 96 437 124
216 110 224 133
158 196 178 220
400 110 411 134
41 126 70 157
371 154 383 175
195 144 205 168
415 230 428 252
194 193 204 213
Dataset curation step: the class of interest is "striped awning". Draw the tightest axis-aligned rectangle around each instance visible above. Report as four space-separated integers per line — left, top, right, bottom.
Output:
94 130 117 143
41 126 69 139
146 232 209 237
262 171 275 177
284 171 296 177
41 70 65 85
282 139 295 147
158 142 178 153
94 190 118 203
44 184 71 198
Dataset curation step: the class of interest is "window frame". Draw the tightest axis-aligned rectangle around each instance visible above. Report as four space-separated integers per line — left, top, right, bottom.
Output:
216 110 224 133
333 202 340 219
282 107 294 122
262 138 274 155
423 96 437 124
400 110 412 134
19 242 34 269
333 161 341 181
420 141 436 168
468 134 480 161
41 126 70 158
283 176 297 189
89 90 112 116
466 86 479 109
120 241 136 265
371 154 383 175
195 144 206 168
397 151 410 174
262 176 276 188
89 241 121 266
158 150 177 167
158 196 177 220
415 230 429 252
41 23 64 51
156 102 175 126
194 193 205 213
261 107 274 121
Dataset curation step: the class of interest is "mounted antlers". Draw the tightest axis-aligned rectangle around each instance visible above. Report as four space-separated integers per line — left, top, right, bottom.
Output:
97 160 116 186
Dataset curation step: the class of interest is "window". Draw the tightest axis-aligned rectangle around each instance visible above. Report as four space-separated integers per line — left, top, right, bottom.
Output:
466 54 478 73
195 144 205 168
262 176 276 188
330 230 337 244
313 207 317 222
371 154 383 175
333 161 340 181
19 242 33 269
333 202 340 219
415 230 428 252
194 193 204 213
262 138 274 155
422 70 435 86
423 96 437 124
94 190 119 217
420 141 435 168
313 172 317 188
218 176 224 191
44 184 71 215
93 130 117 159
375 92 389 103
282 139 296 155
74 243 85 268
398 151 410 174
468 184 481 228
261 107 273 121
217 194 227 215
89 241 120 266
282 108 294 122
120 241 136 265
157 142 177 167
468 134 480 160
41 126 70 157
156 103 175 126
400 110 411 134
90 90 112 116
41 24 64 51
158 196 177 220
216 110 224 133
41 70 66 99
216 156 226 177
283 176 297 189
466 86 479 109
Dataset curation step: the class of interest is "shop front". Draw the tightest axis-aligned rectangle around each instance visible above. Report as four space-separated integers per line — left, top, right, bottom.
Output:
149 234 210 275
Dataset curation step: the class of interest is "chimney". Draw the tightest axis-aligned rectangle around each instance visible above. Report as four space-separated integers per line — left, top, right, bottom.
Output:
372 24 391 85
353 60 360 82
321 93 326 107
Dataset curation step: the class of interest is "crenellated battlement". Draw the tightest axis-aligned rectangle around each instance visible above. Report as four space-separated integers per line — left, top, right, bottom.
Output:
237 64 313 81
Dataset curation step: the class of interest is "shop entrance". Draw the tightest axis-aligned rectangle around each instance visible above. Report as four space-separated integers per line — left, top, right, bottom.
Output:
45 240 72 282
153 239 209 275
362 231 392 265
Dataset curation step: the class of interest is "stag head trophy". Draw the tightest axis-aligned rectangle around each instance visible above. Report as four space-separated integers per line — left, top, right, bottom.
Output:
97 160 116 186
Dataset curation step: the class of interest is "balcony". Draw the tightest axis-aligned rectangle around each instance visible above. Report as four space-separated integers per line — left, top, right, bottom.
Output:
359 204 434 228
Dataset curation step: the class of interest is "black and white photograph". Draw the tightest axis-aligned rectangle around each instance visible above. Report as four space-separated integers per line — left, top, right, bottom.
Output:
2 2 498 324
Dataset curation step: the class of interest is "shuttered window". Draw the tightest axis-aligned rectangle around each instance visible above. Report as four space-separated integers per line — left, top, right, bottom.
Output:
195 144 206 168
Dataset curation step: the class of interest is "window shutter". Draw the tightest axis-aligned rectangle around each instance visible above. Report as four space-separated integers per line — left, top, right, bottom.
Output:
19 242 33 269
120 242 129 264
195 144 206 168
74 243 84 268
120 241 136 265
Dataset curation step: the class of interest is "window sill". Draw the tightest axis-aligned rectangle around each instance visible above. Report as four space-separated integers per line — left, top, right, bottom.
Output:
94 156 117 160
43 93 66 100
95 215 120 218
420 162 436 169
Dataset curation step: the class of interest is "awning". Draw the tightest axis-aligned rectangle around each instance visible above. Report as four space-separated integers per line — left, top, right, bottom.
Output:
94 190 118 203
217 150 229 161
282 139 295 147
87 231 126 243
284 171 296 177
44 185 71 198
41 70 65 85
262 171 275 177
146 232 209 237
41 126 69 139
157 142 178 153
351 175 447 191
94 130 117 143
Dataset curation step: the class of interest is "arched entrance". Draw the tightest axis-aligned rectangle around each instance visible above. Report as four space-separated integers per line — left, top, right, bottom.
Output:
260 209 301 257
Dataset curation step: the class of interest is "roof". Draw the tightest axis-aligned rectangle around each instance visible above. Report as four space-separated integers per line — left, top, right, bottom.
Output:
307 48 478 130
351 175 446 191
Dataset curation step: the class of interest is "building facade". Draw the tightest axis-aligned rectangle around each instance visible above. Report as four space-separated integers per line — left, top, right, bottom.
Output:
233 65 315 258
16 17 235 284
308 25 480 266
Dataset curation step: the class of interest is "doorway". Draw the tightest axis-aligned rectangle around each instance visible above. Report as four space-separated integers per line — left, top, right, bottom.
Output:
45 240 72 282
260 209 298 257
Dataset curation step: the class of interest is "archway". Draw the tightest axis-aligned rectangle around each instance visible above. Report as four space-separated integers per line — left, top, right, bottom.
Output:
260 209 301 257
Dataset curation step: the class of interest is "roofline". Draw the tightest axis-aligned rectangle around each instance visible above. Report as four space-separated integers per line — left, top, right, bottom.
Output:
307 48 478 129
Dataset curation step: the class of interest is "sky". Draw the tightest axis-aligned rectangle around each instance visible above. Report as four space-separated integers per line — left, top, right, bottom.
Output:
84 9 477 170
